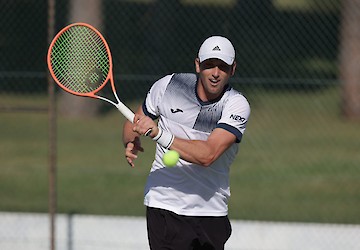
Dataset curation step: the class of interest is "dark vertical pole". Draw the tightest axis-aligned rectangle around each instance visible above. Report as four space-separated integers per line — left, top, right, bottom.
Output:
47 0 56 249
340 0 360 119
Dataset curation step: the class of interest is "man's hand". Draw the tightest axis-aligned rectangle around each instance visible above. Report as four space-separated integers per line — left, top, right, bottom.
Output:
133 114 159 138
125 137 144 168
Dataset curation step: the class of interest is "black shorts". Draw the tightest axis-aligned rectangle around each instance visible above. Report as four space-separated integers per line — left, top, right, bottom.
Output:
146 207 232 250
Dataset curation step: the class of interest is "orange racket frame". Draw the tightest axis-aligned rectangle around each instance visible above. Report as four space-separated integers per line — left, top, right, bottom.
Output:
47 22 135 123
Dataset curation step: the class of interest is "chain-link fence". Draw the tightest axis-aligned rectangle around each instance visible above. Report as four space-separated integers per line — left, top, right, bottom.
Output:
1 0 360 249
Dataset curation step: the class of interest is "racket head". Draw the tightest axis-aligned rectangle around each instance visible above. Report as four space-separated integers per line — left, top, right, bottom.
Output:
47 23 112 97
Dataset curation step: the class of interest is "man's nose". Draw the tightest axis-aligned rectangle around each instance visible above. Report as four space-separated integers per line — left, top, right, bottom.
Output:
212 66 220 77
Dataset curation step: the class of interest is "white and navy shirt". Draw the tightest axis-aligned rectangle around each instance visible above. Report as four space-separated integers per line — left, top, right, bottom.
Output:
143 73 250 216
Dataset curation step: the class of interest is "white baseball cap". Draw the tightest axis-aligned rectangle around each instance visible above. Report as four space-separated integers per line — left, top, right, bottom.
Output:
198 36 235 65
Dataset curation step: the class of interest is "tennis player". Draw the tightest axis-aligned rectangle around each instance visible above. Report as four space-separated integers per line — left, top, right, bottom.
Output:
122 36 250 250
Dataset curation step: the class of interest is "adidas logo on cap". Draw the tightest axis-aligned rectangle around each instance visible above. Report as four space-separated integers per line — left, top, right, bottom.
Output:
212 46 221 51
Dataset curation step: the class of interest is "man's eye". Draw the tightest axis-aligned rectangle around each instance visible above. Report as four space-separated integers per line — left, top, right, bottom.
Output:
219 65 231 72
202 63 214 69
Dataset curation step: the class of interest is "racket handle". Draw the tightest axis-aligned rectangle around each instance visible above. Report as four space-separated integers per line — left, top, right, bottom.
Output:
116 102 135 123
117 102 152 136
116 102 152 136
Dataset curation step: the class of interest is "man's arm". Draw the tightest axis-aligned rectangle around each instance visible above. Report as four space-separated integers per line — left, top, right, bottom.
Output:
169 128 237 167
131 112 237 167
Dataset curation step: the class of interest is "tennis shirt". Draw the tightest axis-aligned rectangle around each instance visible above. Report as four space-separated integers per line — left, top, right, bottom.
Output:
142 73 250 217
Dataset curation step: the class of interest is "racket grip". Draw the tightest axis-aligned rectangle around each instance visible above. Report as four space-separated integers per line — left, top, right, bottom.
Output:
117 102 152 136
116 102 135 123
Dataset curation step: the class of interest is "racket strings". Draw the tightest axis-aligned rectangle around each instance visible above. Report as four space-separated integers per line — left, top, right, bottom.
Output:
50 25 110 94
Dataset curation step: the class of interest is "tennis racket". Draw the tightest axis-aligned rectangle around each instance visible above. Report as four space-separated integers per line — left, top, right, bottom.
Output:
47 22 135 123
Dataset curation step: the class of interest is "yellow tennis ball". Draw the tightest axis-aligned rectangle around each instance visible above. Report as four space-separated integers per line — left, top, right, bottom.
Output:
162 150 179 167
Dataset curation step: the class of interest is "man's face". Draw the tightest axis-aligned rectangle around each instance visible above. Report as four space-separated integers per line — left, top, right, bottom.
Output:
195 58 236 101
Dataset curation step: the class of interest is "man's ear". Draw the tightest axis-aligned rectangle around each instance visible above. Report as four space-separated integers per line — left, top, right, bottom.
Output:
231 61 237 76
195 58 201 73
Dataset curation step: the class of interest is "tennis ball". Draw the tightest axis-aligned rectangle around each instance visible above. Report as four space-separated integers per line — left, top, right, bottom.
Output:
162 150 180 167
